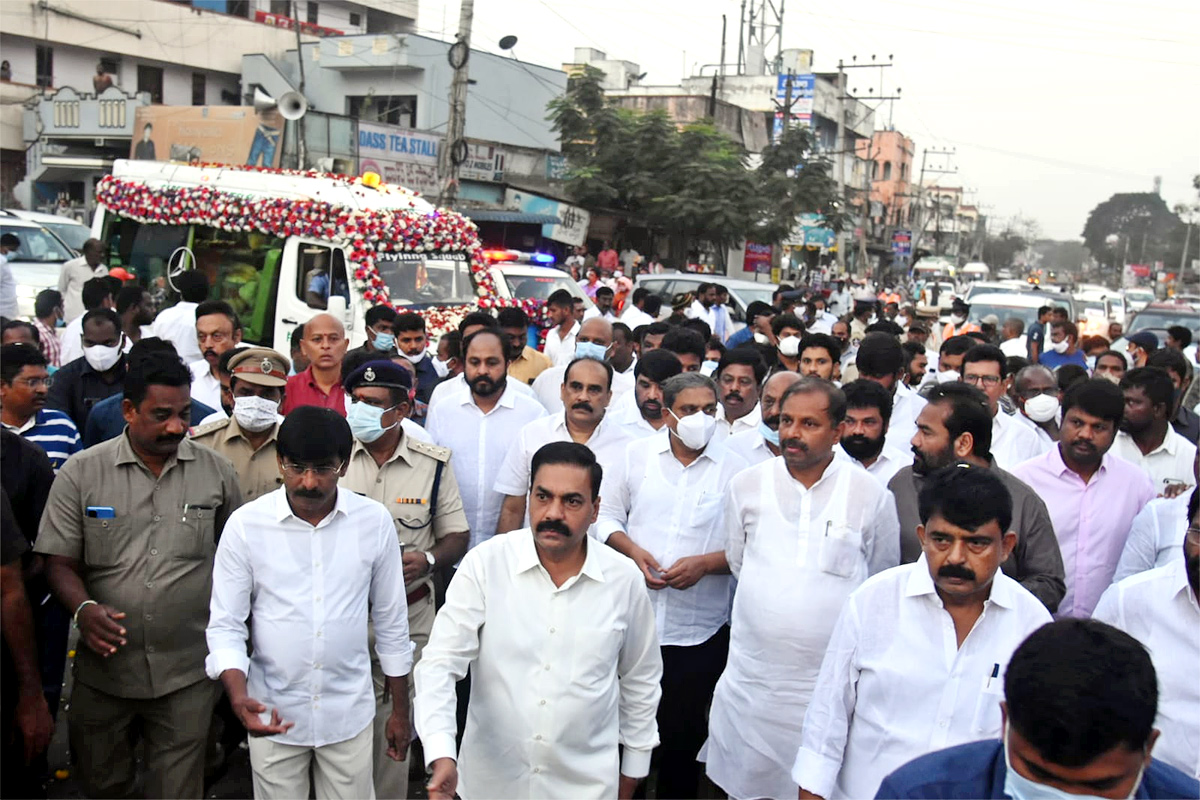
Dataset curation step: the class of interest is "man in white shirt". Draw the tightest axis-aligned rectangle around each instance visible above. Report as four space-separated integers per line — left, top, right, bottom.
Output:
856 333 928 455
1094 496 1200 780
150 270 208 364
206 407 414 800
495 357 633 533
57 238 108 322
542 289 582 368
59 276 118 365
999 317 1028 359
1011 364 1060 448
188 300 243 412
427 314 537 411
1113 368 1198 490
835 379 912 485
793 465 1052 800
726 370 803 467
583 285 619 322
610 349 683 439
962 345 1049 470
1113 487 1194 583
703 378 901 800
714 346 765 437
425 328 546 550
600 373 747 799
533 317 614 412
687 282 729 342
415 442 663 800
620 288 657 329
0 233 19 318
609 322 638 400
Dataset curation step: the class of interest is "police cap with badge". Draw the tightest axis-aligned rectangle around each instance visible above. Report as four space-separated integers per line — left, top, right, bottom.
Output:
228 347 290 387
344 359 413 395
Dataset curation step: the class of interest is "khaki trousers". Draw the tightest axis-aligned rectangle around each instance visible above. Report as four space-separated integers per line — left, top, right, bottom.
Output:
69 677 221 799
371 587 435 799
248 721 375 800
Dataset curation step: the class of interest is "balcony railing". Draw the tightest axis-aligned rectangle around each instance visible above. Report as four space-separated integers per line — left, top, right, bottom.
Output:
24 85 150 140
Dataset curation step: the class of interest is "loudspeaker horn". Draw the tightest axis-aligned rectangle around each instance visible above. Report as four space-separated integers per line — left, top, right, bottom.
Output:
277 91 308 121
253 87 277 114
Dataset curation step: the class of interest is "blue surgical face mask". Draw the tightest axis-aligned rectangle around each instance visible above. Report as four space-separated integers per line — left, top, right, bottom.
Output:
372 330 396 352
346 400 400 444
1003 723 1145 800
758 420 780 447
574 340 609 361
700 359 719 377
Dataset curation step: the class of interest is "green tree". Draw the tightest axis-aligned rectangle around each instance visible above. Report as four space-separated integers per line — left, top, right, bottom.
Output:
753 124 844 244
1081 192 1183 272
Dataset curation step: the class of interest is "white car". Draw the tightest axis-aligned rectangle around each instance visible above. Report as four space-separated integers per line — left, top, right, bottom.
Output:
0 213 76 319
1123 288 1155 313
4 209 91 253
490 264 596 311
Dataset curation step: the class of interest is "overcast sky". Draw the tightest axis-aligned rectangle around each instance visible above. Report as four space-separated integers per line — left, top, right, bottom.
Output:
417 0 1200 241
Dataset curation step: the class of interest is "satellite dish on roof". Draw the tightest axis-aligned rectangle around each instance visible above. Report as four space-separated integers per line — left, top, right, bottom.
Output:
499 35 518 50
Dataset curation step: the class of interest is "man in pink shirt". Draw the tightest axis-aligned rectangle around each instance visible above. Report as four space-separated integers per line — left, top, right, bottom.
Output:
596 241 619 272
1012 378 1155 618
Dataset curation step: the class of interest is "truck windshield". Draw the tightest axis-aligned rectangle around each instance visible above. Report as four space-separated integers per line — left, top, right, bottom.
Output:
377 253 475 307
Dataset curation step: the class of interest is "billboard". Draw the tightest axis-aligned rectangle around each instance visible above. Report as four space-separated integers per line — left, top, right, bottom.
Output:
357 122 441 197
891 229 912 257
773 73 815 140
503 188 590 247
130 106 283 168
743 242 772 274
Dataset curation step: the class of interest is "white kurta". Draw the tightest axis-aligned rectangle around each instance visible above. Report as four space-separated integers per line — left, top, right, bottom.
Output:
703 456 901 800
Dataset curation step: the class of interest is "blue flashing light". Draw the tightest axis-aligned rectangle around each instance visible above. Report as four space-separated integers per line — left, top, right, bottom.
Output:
532 253 556 264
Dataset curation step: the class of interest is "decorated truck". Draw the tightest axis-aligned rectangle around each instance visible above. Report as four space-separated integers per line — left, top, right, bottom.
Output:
91 159 535 350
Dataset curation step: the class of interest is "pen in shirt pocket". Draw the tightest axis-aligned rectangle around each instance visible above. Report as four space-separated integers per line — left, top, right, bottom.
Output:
986 662 999 689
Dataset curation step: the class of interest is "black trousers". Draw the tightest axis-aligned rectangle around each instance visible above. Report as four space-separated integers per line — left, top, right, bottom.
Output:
647 625 730 800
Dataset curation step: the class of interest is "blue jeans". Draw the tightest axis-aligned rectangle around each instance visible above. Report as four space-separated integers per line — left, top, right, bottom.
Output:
246 128 280 167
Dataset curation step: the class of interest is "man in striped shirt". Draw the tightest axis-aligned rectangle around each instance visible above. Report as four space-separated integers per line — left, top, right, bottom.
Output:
32 289 65 368
1 344 81 471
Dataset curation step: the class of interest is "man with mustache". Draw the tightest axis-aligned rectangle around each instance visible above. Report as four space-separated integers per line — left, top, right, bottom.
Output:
1094 488 1200 779
795 466 1052 800
0 343 82 471
887 382 1066 612
610 349 683 438
798 334 841 382
856 332 926 458
1012 379 1156 618
704 378 899 800
834 379 910 486
425 328 546 551
1112 367 1197 489
715 347 766 437
495 356 633 534
725 370 803 466
600 373 747 799
190 300 243 414
532 317 615 413
35 352 242 798
417 442 663 800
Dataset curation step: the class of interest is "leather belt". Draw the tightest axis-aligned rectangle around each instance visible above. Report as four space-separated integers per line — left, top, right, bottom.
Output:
406 583 431 605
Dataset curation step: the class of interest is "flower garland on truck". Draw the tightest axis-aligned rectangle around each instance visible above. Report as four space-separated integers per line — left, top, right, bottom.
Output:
93 165 549 337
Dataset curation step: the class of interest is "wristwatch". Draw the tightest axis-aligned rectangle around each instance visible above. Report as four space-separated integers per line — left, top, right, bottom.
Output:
424 550 436 572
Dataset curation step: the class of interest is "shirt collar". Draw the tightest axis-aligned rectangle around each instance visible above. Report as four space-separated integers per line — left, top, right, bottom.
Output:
114 430 197 467
905 553 1019 609
511 528 606 583
273 485 350 526
223 415 280 446
1048 443 1113 479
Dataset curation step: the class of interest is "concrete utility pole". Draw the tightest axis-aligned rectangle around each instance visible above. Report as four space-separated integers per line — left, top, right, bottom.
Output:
913 147 956 256
438 0 474 208
293 1 307 169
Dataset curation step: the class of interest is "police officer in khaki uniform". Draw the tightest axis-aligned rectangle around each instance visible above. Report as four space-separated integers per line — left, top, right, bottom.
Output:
340 359 469 800
190 347 290 501
35 352 242 799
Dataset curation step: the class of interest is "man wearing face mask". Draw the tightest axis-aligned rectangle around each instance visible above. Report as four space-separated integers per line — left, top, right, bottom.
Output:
600 372 747 800
532 317 615 413
1095 349 1128 383
495 357 632 534
725 301 775 349
1012 365 1061 447
611 349 684 439
876 618 1198 800
943 299 981 341
921 335 976 390
341 361 469 799
888 382 1066 612
393 313 439 417
348 305 399 360
856 333 928 455
772 313 806 375
726 370 803 466
190 348 290 502
704 379 899 800
715 347 766 437
46 308 128 431
1126 331 1158 369
1039 321 1089 371
834 379 910 485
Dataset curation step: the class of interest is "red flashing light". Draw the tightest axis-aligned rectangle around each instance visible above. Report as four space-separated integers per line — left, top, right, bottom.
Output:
483 249 518 262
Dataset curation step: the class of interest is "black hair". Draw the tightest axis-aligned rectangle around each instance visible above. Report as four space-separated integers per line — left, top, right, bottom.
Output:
962 344 1009 379
745 300 774 323
866 320 904 337
1146 348 1192 381
939 335 976 358
1003 317 1026 335
102 276 123 298
457 310 497 335
595 286 614 299
918 464 1012 532
277 406 353 465
643 295 663 316
530 441 602 500
441 330 462 360
611 321 633 344
497 307 528 329
291 323 305 347
660 327 706 361
195 300 241 332
1189 485 1199 523
630 287 649 306
1050 306 1070 319
695 281 712 295
634 348 683 383
716 346 768 384
340 348 374 383
798 333 842 364
2 319 38 346
125 336 178 368
546 288 574 309
364 305 398 328
115 284 147 315
462 328 509 361
216 345 241 376
1095 349 1127 368
779 377 847 425
682 317 712 342
923 382 993 458
965 331 989 344
124 352 191 407
1061 378 1124 426
1006 356 1029 378
0 342 48 384
393 312 426 335
1120 366 1176 412
564 356 614 390
1037 305 1052 317
901 340 926 369
81 308 121 338
1005 619 1158 767
1051 319 1079 342
1056 364 1090 393
1166 325 1192 348
0 233 19 249
706 337 726 358
34 289 63 318
842 378 894 425
81 276 114 311
856 332 905 378
641 321 670 345
175 270 209 303
771 313 805 337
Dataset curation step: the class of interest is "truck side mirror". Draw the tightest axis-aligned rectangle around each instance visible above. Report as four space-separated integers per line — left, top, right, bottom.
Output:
327 294 349 321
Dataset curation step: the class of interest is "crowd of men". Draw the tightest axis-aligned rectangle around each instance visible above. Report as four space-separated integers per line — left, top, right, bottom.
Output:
1 263 1198 800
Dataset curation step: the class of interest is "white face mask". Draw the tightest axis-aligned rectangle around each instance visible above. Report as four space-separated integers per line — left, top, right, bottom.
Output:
951 313 967 325
1023 393 1060 423
431 356 451 379
1003 723 1146 800
700 360 719 377
232 394 280 432
753 332 770 345
936 368 961 384
778 335 802 358
1049 339 1069 354
83 341 123 372
669 409 717 450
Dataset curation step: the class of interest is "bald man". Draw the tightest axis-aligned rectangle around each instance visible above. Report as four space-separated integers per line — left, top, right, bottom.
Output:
282 313 350 415
531 317 615 413
725 370 803 466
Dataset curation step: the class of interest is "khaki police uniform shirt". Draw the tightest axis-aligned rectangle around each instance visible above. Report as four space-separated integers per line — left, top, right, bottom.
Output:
34 434 242 699
342 434 468 598
190 416 284 502
508 345 552 386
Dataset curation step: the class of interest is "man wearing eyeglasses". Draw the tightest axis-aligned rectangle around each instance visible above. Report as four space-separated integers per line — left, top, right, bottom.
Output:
794 466 1052 800
340 360 469 800
0 343 81 472
206 406 414 800
960 345 1048 471
189 301 244 413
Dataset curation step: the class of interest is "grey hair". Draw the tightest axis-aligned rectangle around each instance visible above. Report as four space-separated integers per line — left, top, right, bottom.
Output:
1014 364 1054 390
662 372 717 410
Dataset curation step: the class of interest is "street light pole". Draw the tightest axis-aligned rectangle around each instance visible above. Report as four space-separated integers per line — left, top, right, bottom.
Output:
439 0 475 208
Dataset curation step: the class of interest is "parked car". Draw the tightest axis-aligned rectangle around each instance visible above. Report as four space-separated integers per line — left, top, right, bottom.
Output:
0 213 76 318
490 263 595 310
1123 288 1155 312
963 292 1076 333
5 209 91 253
964 281 1026 302
636 273 777 335
1127 302 1200 343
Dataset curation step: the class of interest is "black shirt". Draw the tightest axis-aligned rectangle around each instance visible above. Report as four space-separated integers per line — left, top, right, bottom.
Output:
0 428 54 548
45 354 125 431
